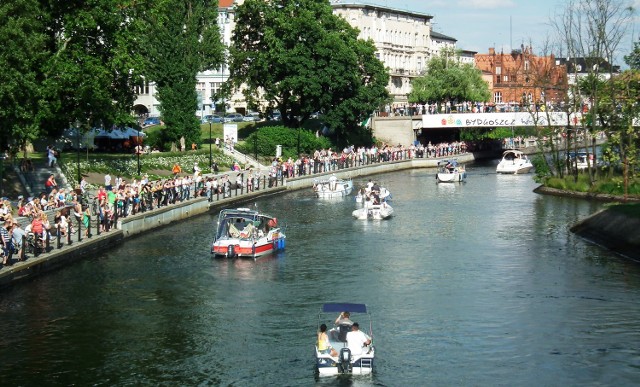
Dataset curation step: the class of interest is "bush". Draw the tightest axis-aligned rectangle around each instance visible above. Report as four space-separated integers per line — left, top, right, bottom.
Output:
237 126 332 159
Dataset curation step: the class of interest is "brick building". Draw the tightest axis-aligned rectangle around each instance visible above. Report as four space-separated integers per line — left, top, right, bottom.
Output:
475 46 567 108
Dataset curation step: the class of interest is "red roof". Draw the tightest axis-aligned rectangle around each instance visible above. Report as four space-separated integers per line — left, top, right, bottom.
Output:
219 0 234 8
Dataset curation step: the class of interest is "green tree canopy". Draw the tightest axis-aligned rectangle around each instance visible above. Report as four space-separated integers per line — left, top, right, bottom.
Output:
142 0 224 149
408 51 490 106
0 0 47 155
624 38 640 70
228 0 388 143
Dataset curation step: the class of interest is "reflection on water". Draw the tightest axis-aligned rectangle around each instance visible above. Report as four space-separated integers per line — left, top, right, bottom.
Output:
1 164 640 385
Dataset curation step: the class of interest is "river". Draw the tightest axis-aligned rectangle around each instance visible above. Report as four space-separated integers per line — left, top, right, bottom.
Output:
1 161 639 386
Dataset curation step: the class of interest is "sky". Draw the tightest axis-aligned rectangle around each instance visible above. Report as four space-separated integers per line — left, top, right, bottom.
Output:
362 0 640 65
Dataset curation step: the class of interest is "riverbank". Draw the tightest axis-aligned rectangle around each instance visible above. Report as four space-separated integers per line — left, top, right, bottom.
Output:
1 154 476 289
535 185 640 261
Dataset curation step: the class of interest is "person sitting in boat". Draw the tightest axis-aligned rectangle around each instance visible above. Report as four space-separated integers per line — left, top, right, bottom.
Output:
329 174 337 191
317 324 338 357
371 192 380 205
334 311 354 342
346 322 371 355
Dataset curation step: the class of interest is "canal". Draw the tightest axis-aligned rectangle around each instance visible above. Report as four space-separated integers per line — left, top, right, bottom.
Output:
1 161 639 386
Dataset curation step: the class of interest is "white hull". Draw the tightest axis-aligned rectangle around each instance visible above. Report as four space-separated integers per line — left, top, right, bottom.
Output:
314 179 353 198
352 203 393 220
496 162 534 174
436 171 466 183
497 150 534 174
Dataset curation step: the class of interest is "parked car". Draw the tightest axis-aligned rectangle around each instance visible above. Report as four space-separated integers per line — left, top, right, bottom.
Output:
202 115 223 123
243 114 256 122
223 113 244 123
143 117 161 127
269 111 282 121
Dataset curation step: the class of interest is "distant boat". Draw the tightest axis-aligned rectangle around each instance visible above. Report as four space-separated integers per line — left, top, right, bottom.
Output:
436 159 466 183
496 149 534 174
313 176 353 198
211 208 285 259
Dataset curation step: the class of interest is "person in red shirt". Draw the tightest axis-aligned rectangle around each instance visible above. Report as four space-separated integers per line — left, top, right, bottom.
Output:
97 186 107 205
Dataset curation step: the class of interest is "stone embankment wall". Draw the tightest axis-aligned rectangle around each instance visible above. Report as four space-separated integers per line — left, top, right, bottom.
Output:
570 208 640 261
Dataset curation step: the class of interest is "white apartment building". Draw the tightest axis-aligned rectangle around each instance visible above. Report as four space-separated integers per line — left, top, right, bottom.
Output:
331 1 435 103
134 0 459 115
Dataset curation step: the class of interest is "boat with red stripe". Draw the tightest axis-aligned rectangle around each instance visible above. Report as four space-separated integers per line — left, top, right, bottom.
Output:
211 207 286 259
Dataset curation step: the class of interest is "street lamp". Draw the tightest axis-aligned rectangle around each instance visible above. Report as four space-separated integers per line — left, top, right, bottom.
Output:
76 122 81 185
137 127 141 176
209 122 212 172
296 116 302 157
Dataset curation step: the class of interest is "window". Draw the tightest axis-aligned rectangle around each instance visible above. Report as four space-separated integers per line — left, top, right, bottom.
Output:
496 66 502 75
503 75 508 82
524 60 530 71
494 92 503 103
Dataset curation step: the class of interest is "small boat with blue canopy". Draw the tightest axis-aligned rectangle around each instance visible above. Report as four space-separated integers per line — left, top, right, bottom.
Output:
315 302 375 376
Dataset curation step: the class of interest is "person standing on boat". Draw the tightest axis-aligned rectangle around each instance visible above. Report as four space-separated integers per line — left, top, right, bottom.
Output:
334 311 354 342
346 322 371 355
329 174 337 191
335 311 353 326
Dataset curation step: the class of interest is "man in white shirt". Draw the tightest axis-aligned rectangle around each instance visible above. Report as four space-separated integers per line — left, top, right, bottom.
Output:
346 322 371 356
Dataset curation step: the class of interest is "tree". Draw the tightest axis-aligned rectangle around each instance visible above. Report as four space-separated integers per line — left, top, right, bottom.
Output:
0 0 47 156
228 0 389 143
549 0 635 183
624 38 640 70
408 50 490 109
38 0 146 136
142 0 224 149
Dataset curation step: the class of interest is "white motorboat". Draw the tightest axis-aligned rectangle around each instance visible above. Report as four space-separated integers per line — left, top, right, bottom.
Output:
496 149 534 174
352 201 393 220
567 152 591 170
211 207 285 259
436 159 466 183
313 176 353 198
315 303 375 376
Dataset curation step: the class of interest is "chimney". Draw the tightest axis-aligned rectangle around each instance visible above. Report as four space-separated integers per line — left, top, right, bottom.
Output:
489 47 495 55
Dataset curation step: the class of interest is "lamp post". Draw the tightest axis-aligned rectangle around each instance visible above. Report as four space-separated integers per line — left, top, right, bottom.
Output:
137 127 141 176
76 123 81 185
209 122 212 172
296 116 302 157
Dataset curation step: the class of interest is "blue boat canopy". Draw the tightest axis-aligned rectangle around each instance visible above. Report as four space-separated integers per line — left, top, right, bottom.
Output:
322 303 367 313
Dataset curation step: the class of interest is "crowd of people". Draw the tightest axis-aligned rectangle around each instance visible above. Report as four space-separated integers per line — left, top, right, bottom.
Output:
0 140 470 267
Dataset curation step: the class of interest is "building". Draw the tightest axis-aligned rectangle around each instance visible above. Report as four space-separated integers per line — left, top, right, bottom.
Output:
331 2 437 104
555 57 620 108
475 46 568 108
134 1 461 116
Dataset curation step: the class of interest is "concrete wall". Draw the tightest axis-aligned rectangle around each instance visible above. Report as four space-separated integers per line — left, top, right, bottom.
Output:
371 116 421 146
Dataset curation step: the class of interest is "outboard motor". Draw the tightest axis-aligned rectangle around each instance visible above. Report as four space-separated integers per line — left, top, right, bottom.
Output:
338 347 352 374
227 244 237 258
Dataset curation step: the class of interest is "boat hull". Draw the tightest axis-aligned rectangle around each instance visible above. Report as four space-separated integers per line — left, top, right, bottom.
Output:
352 203 393 220
496 163 533 174
436 171 466 183
211 236 285 258
314 179 353 198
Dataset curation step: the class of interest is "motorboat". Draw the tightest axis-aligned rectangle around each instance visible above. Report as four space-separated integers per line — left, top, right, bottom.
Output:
355 186 391 204
315 303 375 376
496 149 534 174
352 200 393 220
313 176 353 198
567 152 591 170
211 207 285 259
436 159 466 183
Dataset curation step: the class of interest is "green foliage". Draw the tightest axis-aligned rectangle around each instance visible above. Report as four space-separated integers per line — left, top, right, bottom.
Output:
544 174 640 197
624 38 640 70
532 155 552 181
142 0 224 150
229 0 388 139
408 52 490 105
0 0 47 155
236 126 331 159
